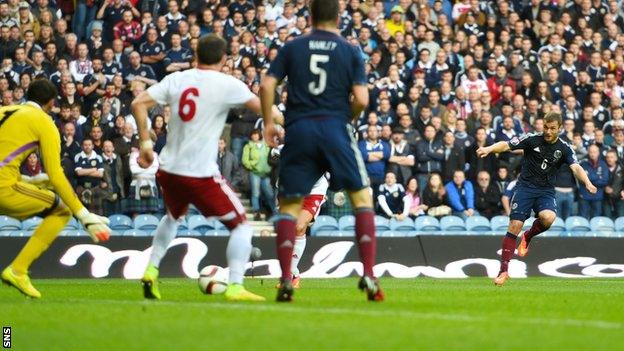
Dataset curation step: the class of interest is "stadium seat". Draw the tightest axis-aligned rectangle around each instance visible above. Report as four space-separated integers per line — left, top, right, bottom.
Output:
374 216 390 231
21 217 42 231
414 216 441 232
338 215 355 234
565 216 591 232
64 217 80 230
177 229 202 236
542 217 566 237
60 230 86 237
522 217 536 231
8 231 33 237
212 220 227 230
310 215 339 236
590 217 615 232
616 217 624 232
0 216 21 232
389 217 415 232
133 214 160 231
188 205 200 215
177 218 189 231
466 216 490 233
205 229 230 236
123 229 151 236
490 216 509 232
109 214 133 232
188 215 214 234
440 216 466 232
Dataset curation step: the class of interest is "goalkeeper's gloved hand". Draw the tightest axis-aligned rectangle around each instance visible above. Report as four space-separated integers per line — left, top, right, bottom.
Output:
76 208 111 243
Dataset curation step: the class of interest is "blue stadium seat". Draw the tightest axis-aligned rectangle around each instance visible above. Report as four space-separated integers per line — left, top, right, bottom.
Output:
440 216 466 232
338 215 355 234
466 216 490 233
0 216 21 232
133 214 160 231
21 217 42 231
212 220 227 230
522 217 536 231
490 216 509 232
8 231 32 237
109 214 133 231
205 229 230 237
616 217 624 232
187 205 200 215
188 215 214 234
374 216 390 231
541 217 566 237
64 217 80 230
310 215 339 236
123 229 151 236
415 216 441 232
176 229 201 236
590 216 615 232
389 217 415 232
565 216 591 232
60 230 87 237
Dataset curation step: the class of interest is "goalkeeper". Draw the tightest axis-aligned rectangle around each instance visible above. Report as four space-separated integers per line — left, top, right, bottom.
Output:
0 79 111 298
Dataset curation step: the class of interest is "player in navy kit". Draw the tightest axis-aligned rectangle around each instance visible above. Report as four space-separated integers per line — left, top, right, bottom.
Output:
260 0 383 302
477 113 597 286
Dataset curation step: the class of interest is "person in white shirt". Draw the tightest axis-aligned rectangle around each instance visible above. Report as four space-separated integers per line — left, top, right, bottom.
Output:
131 34 281 302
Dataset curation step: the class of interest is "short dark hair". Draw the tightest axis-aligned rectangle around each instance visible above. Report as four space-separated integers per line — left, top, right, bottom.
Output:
26 78 57 106
196 34 226 65
544 112 562 126
310 0 339 26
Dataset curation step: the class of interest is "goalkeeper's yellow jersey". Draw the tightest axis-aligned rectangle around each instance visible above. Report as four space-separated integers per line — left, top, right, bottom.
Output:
0 102 83 215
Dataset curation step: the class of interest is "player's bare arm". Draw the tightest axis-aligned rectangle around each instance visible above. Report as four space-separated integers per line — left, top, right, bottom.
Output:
131 90 158 168
351 84 368 122
476 141 510 158
259 75 280 147
569 163 598 194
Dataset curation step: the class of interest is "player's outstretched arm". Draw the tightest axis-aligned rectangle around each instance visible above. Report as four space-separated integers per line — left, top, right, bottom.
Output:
131 91 158 167
351 84 369 122
259 75 280 147
476 141 510 158
570 163 598 194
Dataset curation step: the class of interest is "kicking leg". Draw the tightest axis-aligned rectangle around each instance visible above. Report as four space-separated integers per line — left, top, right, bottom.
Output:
142 212 182 299
518 210 556 257
348 188 384 302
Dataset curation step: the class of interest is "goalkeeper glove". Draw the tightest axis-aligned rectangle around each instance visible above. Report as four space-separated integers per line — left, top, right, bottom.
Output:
76 208 111 243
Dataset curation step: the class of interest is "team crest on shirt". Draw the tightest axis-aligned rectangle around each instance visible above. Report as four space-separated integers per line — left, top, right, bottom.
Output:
512 203 518 209
141 71 147 76
155 47 160 53
91 160 97 166
554 150 562 160
510 136 520 145
393 192 399 198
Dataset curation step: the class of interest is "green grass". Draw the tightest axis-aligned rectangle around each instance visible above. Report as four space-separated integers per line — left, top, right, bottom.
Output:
2 278 624 351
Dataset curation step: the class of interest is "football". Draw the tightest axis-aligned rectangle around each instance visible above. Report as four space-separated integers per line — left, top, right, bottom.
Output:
198 265 228 295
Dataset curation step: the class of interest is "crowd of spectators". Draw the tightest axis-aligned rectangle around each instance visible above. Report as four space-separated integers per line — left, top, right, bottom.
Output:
2 0 624 222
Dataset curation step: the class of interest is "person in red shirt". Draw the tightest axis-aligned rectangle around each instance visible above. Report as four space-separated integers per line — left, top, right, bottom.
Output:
113 9 141 48
487 64 516 104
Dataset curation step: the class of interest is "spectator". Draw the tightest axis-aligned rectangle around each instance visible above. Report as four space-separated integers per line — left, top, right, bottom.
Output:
69 43 93 82
604 150 624 219
101 140 125 215
387 128 414 185
579 145 610 219
440 131 465 183
242 129 275 220
404 177 426 218
358 124 391 190
123 147 160 216
123 51 157 86
555 159 577 220
376 171 409 220
500 177 517 217
422 173 450 217
74 138 106 214
445 170 477 219
163 32 193 73
20 152 48 187
474 170 501 219
415 125 443 195
218 137 238 185
151 114 167 154
113 9 142 49
112 123 138 194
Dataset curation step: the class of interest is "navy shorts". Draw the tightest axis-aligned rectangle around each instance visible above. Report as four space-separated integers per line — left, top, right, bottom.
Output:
509 183 557 221
278 117 369 198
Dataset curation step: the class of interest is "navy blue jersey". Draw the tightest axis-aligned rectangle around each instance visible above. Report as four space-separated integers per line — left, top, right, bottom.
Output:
163 47 193 65
508 133 578 189
139 41 166 57
123 64 156 82
267 29 366 126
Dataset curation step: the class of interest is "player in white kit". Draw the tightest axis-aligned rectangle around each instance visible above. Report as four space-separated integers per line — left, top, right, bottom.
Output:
131 35 279 301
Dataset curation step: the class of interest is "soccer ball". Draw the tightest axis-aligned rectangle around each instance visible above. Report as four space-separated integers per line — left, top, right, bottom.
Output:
198 265 228 295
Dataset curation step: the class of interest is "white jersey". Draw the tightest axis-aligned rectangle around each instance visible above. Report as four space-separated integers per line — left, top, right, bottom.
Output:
147 69 254 177
309 173 330 196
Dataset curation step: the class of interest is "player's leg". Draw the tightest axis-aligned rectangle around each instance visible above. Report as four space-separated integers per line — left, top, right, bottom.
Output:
142 171 188 299
326 121 383 301
519 192 558 257
193 175 264 302
274 197 304 300
0 183 71 298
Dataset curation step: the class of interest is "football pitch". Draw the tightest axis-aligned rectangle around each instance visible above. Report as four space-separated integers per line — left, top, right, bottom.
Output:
2 278 623 351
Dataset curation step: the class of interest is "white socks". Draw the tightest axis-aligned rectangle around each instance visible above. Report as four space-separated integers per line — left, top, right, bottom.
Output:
148 214 181 267
291 236 307 277
226 223 253 285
